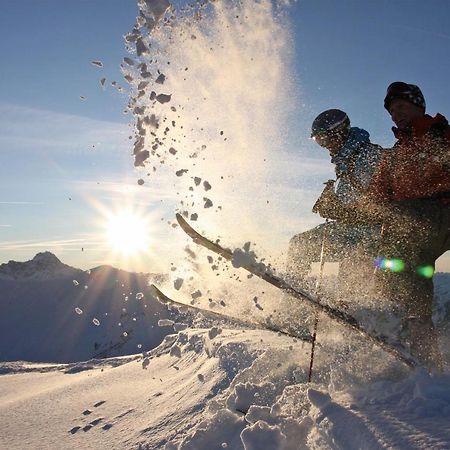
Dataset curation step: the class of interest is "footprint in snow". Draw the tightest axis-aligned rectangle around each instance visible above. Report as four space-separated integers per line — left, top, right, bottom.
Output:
90 417 104 426
82 418 104 432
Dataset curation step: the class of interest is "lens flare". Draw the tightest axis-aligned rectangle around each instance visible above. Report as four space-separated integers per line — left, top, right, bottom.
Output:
375 256 405 273
416 265 434 278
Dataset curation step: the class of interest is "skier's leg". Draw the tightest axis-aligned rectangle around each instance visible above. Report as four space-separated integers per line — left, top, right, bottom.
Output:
287 223 329 282
377 201 447 370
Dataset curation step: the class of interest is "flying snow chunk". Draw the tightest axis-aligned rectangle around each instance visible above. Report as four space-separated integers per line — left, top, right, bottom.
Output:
203 181 212 191
208 327 222 339
203 198 213 208
100 78 106 87
232 247 258 269
191 290 202 300
136 38 149 56
134 106 146 116
92 318 100 326
156 93 171 104
176 169 188 177
123 57 135 66
174 278 184 290
73 280 79 286
170 345 182 358
155 73 166 84
158 319 175 327
137 178 145 186
141 0 170 21
197 373 205 382
75 307 83 315
174 323 188 332
91 60 103 67
136 292 144 300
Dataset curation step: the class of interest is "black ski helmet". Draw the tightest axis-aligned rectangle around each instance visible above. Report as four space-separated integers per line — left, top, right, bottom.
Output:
311 109 350 138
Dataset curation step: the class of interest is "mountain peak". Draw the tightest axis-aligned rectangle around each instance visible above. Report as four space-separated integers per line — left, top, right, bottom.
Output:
32 251 63 265
0 252 80 281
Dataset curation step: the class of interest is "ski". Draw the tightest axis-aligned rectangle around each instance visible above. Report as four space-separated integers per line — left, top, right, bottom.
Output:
150 284 314 343
175 213 419 368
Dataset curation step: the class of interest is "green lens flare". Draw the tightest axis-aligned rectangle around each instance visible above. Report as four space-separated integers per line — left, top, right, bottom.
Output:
416 265 434 278
389 258 405 273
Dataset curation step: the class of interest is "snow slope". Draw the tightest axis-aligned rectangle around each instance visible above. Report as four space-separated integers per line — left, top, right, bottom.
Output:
1 327 450 450
1 253 450 448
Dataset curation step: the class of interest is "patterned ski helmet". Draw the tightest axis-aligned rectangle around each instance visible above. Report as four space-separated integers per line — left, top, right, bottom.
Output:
311 109 350 138
384 82 426 112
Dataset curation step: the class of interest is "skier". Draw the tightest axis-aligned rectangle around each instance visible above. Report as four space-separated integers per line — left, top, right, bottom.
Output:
365 82 450 368
319 83 449 368
287 109 385 296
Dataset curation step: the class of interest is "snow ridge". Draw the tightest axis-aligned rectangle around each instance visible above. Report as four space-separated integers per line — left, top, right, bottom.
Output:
0 251 80 281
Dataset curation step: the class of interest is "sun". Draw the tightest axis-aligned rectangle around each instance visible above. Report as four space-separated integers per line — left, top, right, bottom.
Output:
106 211 150 255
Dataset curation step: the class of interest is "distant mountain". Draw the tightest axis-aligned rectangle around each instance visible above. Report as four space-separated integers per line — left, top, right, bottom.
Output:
0 251 82 281
0 253 176 363
1 253 449 364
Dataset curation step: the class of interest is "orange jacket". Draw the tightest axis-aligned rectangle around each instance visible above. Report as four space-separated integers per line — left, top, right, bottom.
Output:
368 114 450 202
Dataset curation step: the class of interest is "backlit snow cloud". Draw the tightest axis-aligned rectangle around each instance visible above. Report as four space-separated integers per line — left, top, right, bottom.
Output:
122 0 310 259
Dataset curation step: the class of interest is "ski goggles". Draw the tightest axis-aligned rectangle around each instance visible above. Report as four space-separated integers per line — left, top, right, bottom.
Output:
312 130 345 148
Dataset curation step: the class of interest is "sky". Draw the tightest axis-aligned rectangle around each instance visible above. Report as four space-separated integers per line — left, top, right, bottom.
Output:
1 0 450 273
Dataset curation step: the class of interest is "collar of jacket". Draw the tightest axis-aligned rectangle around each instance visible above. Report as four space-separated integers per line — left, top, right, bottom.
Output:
392 113 449 140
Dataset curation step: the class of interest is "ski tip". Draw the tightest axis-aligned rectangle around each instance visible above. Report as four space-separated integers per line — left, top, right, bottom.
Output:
150 284 170 304
175 212 195 235
175 213 185 225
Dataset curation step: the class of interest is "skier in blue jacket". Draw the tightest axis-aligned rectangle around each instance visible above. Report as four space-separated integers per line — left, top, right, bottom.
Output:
287 109 385 293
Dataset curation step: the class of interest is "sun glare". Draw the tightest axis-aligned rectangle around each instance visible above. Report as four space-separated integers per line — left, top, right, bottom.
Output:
106 212 150 255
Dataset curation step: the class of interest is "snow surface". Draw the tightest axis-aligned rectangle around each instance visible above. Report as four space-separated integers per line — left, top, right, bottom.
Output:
1 255 450 449
2 326 450 449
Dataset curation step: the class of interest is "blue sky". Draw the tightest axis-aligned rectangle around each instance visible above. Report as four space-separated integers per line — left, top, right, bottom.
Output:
1 0 450 272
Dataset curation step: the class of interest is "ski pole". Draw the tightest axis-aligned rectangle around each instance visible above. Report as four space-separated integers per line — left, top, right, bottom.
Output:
308 220 329 382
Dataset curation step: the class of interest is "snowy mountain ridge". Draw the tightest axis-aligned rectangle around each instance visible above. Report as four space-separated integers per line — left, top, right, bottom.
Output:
0 253 173 363
0 251 82 281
